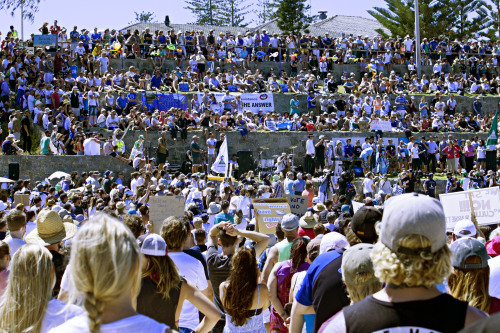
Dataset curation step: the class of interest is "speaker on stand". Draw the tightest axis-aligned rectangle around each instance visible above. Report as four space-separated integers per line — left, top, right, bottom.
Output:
486 150 497 173
237 150 255 178
8 162 19 181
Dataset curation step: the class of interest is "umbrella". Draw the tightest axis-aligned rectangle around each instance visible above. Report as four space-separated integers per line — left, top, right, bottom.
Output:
0 177 14 183
48 171 71 180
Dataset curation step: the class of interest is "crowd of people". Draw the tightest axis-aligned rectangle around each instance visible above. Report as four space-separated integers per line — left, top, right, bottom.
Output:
0 165 500 332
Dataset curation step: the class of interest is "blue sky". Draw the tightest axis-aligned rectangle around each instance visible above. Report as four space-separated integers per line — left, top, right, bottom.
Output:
0 0 387 39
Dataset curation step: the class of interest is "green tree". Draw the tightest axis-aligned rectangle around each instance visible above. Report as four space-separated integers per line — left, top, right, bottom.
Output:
220 0 251 26
275 0 313 36
0 0 41 22
185 0 224 26
129 11 155 24
368 0 451 39
440 0 488 39
253 0 278 24
479 0 500 39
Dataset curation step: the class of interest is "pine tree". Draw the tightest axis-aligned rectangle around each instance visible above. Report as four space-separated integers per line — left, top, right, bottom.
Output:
253 0 279 25
368 0 452 39
220 0 251 27
0 0 41 22
275 0 313 36
479 0 500 39
440 0 488 39
129 11 155 25
184 0 225 26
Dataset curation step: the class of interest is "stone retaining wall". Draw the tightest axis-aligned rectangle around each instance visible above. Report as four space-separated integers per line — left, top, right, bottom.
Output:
0 155 134 184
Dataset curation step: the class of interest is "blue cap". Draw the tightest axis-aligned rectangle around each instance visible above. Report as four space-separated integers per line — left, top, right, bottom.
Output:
128 209 137 215
104 170 112 177
341 205 350 212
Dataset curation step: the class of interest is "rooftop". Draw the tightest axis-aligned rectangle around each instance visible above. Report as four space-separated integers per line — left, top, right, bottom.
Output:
123 15 388 38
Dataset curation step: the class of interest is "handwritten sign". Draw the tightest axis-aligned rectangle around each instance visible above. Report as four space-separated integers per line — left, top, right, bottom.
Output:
285 195 308 218
33 35 58 47
149 195 185 234
440 187 500 230
252 198 291 235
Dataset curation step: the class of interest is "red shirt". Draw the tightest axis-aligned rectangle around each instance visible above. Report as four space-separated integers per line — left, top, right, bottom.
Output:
51 91 60 109
50 25 60 35
443 146 459 159
297 227 316 239
489 296 500 314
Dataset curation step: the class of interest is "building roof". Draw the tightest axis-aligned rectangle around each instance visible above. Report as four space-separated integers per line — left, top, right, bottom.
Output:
308 15 389 38
123 15 388 38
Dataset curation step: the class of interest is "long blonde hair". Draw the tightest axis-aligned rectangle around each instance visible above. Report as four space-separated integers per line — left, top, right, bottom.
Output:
448 260 491 312
0 244 54 333
69 214 141 333
142 254 181 299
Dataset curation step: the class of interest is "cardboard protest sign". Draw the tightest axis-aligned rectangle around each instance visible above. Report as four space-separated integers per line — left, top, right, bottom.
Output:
440 187 500 230
285 195 308 218
149 195 185 234
14 194 30 207
370 120 392 132
252 198 291 235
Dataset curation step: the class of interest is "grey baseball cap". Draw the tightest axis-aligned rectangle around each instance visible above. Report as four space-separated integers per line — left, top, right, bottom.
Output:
341 243 378 286
380 193 447 254
281 213 299 232
450 238 488 269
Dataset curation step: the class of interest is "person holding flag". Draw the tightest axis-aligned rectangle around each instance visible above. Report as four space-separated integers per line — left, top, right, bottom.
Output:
487 110 498 151
212 135 229 177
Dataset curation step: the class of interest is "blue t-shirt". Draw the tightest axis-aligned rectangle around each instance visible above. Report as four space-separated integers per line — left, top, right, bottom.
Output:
79 34 89 45
127 92 137 105
295 250 349 332
395 96 406 110
117 96 128 109
293 179 306 193
70 65 78 78
307 95 316 108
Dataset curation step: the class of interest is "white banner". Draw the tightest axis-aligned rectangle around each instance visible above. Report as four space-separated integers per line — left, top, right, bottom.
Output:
198 92 275 113
370 120 393 132
212 138 229 175
440 187 500 230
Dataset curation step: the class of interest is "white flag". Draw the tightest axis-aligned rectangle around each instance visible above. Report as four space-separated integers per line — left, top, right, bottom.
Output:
211 138 229 175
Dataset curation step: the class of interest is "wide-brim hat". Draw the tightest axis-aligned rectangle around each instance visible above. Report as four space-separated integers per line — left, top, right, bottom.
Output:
25 209 77 246
208 202 221 214
299 212 318 228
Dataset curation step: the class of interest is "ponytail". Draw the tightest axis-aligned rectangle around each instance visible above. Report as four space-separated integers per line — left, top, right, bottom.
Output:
290 237 310 272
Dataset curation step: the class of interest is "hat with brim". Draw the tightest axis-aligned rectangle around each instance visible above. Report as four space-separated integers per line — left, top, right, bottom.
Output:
25 209 77 246
299 211 318 228
313 203 326 212
208 202 221 214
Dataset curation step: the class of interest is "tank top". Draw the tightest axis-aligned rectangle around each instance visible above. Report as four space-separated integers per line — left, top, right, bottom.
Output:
223 285 266 333
343 294 468 333
276 239 293 262
136 277 183 330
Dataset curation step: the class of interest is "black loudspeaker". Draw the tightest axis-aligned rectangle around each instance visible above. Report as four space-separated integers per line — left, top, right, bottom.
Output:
486 150 497 172
237 151 255 177
165 16 170 27
8 162 19 181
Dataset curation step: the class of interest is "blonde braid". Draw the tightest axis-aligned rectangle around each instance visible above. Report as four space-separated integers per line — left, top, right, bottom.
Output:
84 292 105 333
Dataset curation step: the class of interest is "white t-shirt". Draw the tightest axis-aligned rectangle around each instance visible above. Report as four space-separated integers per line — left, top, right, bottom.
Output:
83 138 100 155
411 146 420 159
4 235 25 258
489 255 500 299
42 299 83 333
206 138 217 155
168 252 208 331
48 314 168 333
363 178 374 194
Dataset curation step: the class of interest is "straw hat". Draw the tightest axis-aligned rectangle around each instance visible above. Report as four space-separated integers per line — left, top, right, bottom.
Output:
299 211 318 228
25 209 77 246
